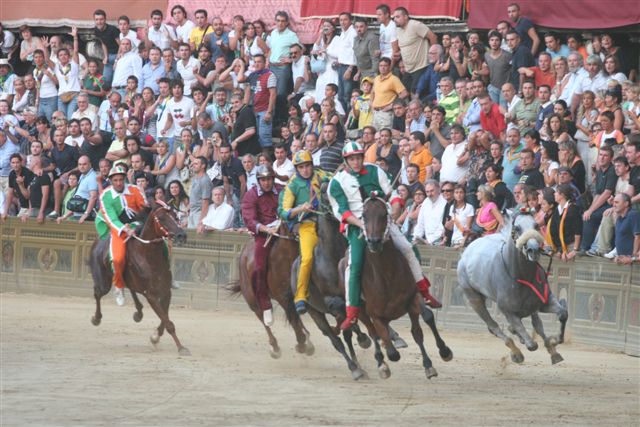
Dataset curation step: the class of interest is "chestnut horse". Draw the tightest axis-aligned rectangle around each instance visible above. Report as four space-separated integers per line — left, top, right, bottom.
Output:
89 201 189 355
229 223 313 358
346 195 453 379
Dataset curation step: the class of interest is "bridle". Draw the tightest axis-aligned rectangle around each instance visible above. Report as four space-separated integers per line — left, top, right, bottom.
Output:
362 195 391 243
128 201 181 245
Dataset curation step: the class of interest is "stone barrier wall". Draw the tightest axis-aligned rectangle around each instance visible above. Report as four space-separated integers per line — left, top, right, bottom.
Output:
1 219 638 356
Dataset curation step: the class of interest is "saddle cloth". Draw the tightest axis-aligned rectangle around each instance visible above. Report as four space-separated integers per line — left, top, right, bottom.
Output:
516 263 550 304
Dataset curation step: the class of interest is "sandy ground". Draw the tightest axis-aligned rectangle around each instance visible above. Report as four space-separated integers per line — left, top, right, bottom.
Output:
1 293 638 427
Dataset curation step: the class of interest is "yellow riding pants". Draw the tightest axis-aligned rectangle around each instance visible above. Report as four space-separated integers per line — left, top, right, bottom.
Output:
295 221 318 303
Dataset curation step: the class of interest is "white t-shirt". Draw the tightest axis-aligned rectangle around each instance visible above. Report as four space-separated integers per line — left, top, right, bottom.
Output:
273 158 295 185
176 20 195 44
167 96 195 137
155 96 174 136
0 30 16 56
120 30 141 48
449 203 474 244
291 55 310 95
64 134 84 147
54 61 81 94
177 57 199 96
202 202 234 230
378 21 397 59
0 74 16 99
440 141 469 183
148 24 177 50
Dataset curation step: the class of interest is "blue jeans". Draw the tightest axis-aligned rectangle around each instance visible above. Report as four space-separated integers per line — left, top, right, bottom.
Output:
38 96 58 120
57 94 78 119
488 84 505 108
269 64 291 126
581 203 610 251
102 53 118 87
255 111 273 148
337 64 354 113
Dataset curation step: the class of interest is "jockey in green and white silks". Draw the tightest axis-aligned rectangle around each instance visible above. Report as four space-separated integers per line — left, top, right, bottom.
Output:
327 141 442 330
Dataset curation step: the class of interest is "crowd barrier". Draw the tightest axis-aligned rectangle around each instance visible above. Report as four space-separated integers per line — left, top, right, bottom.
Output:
1 218 638 356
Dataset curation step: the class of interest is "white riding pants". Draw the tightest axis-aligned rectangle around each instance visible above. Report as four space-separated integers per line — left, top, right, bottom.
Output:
389 222 423 282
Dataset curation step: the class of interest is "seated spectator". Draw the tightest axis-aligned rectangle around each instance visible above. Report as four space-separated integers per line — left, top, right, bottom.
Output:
202 186 235 231
23 155 51 223
519 52 555 90
399 184 425 239
540 140 560 187
502 128 524 190
558 140 587 194
592 110 625 151
517 148 545 190
242 154 258 191
511 80 539 134
522 129 542 167
219 143 247 228
536 187 557 237
56 171 81 223
390 184 411 223
413 179 447 245
484 164 514 211
167 179 189 228
47 128 80 219
447 184 474 248
189 156 213 232
273 144 295 186
544 33 570 60
424 106 450 160
391 99 407 139
318 123 344 174
612 194 640 264
440 124 468 183
547 184 583 262
151 139 179 188
473 184 505 236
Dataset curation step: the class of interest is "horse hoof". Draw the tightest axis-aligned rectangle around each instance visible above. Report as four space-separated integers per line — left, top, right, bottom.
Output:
440 347 453 362
305 341 315 356
387 348 400 362
352 368 367 381
150 333 160 345
551 353 564 365
425 367 438 379
527 342 539 352
91 316 101 326
392 337 408 349
178 347 191 357
357 335 372 349
549 336 559 347
269 347 282 359
133 311 143 323
510 352 525 364
295 343 306 354
378 364 391 379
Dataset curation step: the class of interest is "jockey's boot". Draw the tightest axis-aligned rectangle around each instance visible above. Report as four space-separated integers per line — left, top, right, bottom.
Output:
295 300 307 315
113 287 126 306
416 277 442 309
263 309 274 327
340 306 360 330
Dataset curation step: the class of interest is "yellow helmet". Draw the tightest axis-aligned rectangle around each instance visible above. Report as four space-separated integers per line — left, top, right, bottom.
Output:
293 150 313 167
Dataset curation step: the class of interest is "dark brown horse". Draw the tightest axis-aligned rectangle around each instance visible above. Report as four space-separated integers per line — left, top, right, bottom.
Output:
89 201 189 355
229 222 313 358
346 195 453 379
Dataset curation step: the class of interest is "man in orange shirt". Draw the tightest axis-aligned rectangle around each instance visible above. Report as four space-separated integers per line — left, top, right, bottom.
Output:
408 130 432 183
519 52 555 89
371 57 410 130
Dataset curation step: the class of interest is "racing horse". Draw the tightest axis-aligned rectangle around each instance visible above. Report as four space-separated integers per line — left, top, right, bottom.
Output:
457 210 568 364
347 194 453 379
230 222 314 358
89 200 190 355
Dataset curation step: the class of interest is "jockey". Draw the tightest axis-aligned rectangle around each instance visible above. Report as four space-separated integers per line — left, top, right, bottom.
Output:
241 165 283 327
278 150 331 314
95 164 148 306
328 141 442 330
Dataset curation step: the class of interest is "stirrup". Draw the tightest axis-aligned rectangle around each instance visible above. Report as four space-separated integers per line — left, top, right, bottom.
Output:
295 300 307 315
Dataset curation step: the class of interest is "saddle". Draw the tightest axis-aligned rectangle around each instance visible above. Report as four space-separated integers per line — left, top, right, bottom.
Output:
515 263 550 304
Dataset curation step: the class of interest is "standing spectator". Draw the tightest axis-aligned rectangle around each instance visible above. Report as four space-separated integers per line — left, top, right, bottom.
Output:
415 44 442 104
547 184 582 262
507 3 540 55
311 19 338 106
478 92 507 144
18 26 43 65
140 46 164 95
93 9 120 86
371 58 409 130
151 139 179 188
242 154 258 191
562 53 588 113
438 33 467 83
318 123 344 173
375 4 399 64
500 82 521 130
117 15 141 49
220 143 247 228
393 6 437 94
110 38 142 96
0 23 17 61
268 11 300 126
47 128 80 219
485 31 512 106
474 185 505 236
424 105 450 160
176 43 198 96
440 124 468 183
353 18 379 80
288 43 310 106
413 179 447 245
229 93 261 156
331 12 357 112
520 52 555 90
506 30 534 91
42 28 81 118
572 55 608 108
145 9 177 50
558 140 587 194
32 50 57 120
171 5 195 45
502 128 524 190
2 153 30 219
448 184 474 248
511 80 539 133
167 180 189 227
189 10 213 54
202 186 235 231
188 155 213 232
245 54 276 158
534 85 553 131
517 148 545 190
81 59 106 108
161 80 195 145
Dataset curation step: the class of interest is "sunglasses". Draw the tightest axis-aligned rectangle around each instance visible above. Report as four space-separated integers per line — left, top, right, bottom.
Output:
442 189 454 193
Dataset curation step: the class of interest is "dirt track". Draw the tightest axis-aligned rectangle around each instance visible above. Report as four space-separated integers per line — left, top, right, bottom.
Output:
1 293 638 426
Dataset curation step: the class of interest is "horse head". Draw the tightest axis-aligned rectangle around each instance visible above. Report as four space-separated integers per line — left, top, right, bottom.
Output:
362 193 390 253
149 200 187 246
509 208 544 263
319 181 333 214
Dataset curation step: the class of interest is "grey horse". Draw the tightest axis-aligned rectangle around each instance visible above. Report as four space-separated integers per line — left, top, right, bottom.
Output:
457 211 568 364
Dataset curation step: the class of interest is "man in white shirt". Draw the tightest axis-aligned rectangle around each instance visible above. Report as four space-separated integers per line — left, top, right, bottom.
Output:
64 118 84 147
305 133 323 166
118 16 141 49
98 91 121 133
171 5 195 45
334 12 358 112
111 38 142 95
202 186 235 230
146 9 177 50
43 27 81 119
71 93 99 131
572 55 608 110
273 144 295 185
375 4 399 63
176 43 199 96
287 43 310 104
563 52 589 114
440 124 469 183
500 82 521 131
413 179 447 245
160 80 194 140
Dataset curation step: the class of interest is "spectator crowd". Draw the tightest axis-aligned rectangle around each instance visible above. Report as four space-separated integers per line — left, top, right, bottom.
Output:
0 3 638 265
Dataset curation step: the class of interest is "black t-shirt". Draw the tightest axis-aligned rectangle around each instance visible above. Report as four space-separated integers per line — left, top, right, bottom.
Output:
221 157 246 195
94 24 120 54
231 105 261 156
80 131 112 170
28 173 51 209
595 164 618 196
510 44 535 87
49 144 80 176
518 167 545 190
9 167 35 208
630 166 640 193
393 115 406 133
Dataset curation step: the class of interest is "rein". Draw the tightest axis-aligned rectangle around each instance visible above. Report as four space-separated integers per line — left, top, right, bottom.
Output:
362 196 392 243
126 203 176 245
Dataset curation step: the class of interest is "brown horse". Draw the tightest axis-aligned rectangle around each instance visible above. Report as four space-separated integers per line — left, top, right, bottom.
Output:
89 201 190 355
345 195 453 379
229 223 313 358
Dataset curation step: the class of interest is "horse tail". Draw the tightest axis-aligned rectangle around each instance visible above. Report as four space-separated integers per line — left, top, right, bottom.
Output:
224 280 242 296
281 285 298 326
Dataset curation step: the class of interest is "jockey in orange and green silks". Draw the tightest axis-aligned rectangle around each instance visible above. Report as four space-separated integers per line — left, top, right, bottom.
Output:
328 142 442 330
95 164 147 305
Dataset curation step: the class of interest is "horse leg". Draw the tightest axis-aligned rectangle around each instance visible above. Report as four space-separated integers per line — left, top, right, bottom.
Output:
358 311 390 379
464 290 524 364
409 302 437 379
503 312 538 352
145 290 190 356
130 290 144 323
372 317 400 363
539 294 568 345
91 287 103 326
342 328 358 364
531 312 564 365
307 307 367 380
388 325 408 349
420 302 453 362
352 324 372 349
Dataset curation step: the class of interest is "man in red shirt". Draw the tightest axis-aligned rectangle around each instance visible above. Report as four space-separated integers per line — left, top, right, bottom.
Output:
243 54 277 158
518 51 555 89
474 92 507 148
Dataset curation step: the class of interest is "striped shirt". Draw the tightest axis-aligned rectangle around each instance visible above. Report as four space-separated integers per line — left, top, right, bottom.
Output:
319 141 344 174
438 92 460 126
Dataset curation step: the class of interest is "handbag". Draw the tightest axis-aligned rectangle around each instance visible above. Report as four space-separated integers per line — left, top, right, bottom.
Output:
66 195 88 213
310 55 326 74
59 91 78 104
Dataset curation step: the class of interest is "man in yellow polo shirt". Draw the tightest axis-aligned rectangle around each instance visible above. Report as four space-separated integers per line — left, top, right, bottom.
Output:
188 9 213 53
371 57 409 130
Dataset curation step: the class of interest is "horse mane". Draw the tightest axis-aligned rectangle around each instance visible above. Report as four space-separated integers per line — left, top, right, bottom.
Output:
132 206 153 234
515 229 545 250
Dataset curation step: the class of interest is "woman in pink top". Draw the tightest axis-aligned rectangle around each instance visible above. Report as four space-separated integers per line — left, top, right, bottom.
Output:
474 184 505 235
